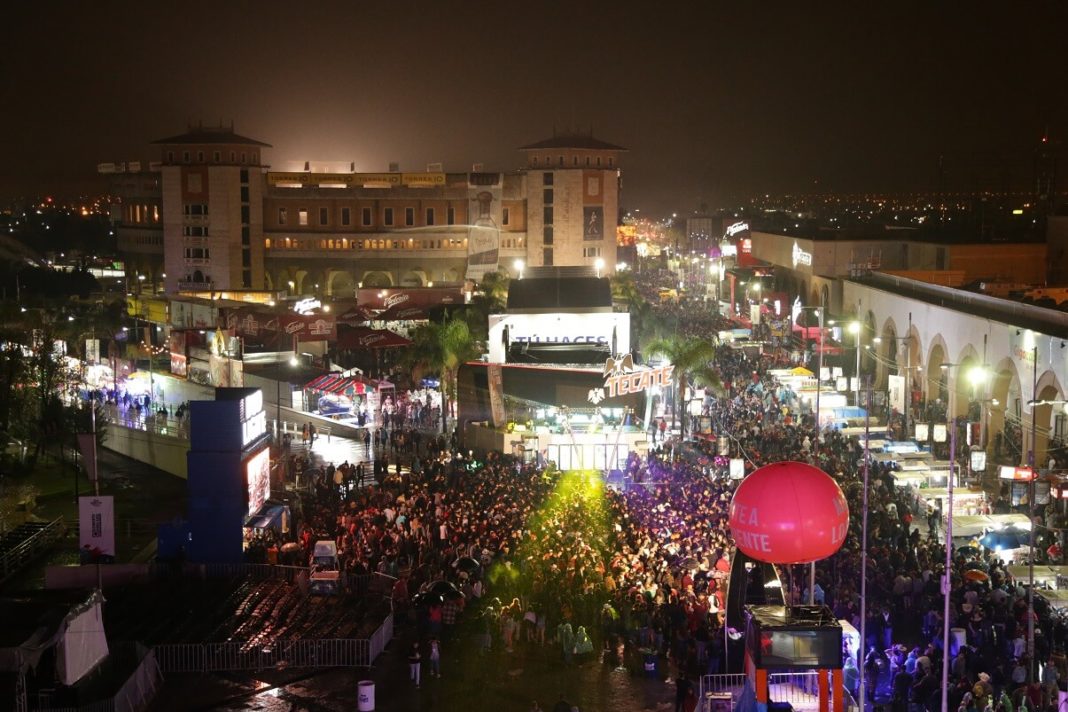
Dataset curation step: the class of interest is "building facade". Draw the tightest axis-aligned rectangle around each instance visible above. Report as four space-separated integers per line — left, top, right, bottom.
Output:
104 126 624 295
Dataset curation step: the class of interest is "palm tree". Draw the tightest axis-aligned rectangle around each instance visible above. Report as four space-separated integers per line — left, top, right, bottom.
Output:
645 336 721 440
403 317 479 433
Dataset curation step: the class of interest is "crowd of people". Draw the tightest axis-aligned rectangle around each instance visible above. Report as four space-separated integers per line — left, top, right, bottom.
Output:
237 269 1068 711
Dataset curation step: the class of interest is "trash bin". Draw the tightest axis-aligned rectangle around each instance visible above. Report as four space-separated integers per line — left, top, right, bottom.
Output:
641 648 658 677
358 680 375 711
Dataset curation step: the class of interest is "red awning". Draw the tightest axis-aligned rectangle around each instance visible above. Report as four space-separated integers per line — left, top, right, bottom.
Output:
337 306 372 326
336 326 412 350
305 373 368 395
376 303 430 321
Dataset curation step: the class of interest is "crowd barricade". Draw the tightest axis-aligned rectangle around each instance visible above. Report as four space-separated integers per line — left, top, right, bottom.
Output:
699 671 857 712
147 562 311 583
153 613 393 674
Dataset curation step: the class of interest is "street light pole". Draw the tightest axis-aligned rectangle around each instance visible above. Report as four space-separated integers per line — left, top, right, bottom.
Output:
941 362 958 712
859 377 871 712
1029 345 1038 682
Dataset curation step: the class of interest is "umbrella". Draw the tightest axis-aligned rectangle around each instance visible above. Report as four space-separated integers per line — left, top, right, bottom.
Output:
963 569 990 583
430 580 464 600
456 556 481 574
980 529 1028 551
677 556 699 570
956 544 980 557
412 592 444 608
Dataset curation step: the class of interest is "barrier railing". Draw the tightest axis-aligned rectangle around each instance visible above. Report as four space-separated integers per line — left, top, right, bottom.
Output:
0 518 65 584
153 625 393 674
699 671 828 711
148 562 311 582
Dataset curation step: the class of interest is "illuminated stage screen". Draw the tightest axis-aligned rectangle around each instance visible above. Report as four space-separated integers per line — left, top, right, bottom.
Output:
245 448 271 516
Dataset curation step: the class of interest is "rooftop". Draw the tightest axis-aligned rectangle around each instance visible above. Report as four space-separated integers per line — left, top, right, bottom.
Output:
153 125 271 147
519 133 626 152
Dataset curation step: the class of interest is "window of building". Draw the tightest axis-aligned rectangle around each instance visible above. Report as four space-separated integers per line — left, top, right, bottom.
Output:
543 207 553 225
502 207 510 226
167 151 174 163
596 157 602 167
340 207 351 226
231 151 236 163
252 152 258 163
425 207 434 226
183 151 190 163
362 207 372 226
240 186 249 202
543 188 553 204
543 248 553 266
573 156 578 166
319 207 329 226
183 204 208 216
241 205 250 223
241 152 246 163
543 172 553 186
182 226 209 237
447 206 455 225
184 247 210 259
241 226 250 245
265 238 272 249
558 156 564 167
586 157 591 167
405 207 415 226
583 247 602 258
608 157 614 167
384 207 394 226
532 157 538 166
242 249 251 267
298 209 309 226
278 207 287 225
240 169 249 183
213 151 221 162
243 270 252 288
543 226 553 244
197 151 204 162
153 205 160 222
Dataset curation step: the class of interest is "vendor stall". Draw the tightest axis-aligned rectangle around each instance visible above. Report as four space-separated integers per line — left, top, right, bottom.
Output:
919 487 988 518
1007 565 1068 589
950 513 1030 539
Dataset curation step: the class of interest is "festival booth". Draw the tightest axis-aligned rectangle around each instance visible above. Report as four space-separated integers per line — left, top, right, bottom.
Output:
918 487 988 519
950 513 1030 539
303 372 393 425
1007 565 1068 590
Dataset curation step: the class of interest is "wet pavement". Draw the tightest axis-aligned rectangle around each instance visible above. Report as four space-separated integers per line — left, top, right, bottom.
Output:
154 621 679 712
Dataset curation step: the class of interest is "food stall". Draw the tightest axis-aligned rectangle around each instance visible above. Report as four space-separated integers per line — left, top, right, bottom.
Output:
919 487 988 519
1007 565 1068 590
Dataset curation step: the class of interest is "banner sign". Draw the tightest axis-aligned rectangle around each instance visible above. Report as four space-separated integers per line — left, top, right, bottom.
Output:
487 364 506 427
589 355 674 403
888 374 905 412
79 496 115 558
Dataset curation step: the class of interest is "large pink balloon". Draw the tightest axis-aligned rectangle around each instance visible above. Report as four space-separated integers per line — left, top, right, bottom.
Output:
728 461 849 564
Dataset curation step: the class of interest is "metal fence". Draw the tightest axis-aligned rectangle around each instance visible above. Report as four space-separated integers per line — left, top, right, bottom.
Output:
699 671 824 711
147 561 311 582
153 612 393 674
0 518 65 584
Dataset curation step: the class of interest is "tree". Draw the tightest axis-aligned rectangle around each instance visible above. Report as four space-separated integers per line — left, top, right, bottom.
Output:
645 336 721 440
403 317 479 433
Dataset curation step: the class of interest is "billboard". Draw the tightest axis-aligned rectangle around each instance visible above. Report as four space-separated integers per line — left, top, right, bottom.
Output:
466 189 500 280
584 206 604 241
79 496 115 558
487 312 631 363
245 448 271 516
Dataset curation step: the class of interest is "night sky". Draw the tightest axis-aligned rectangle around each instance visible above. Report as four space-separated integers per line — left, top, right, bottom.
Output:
3 2 1066 213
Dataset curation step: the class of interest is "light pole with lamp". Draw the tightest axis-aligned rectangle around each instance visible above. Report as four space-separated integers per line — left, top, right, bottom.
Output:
940 362 961 712
849 321 862 406
595 257 605 279
513 259 524 280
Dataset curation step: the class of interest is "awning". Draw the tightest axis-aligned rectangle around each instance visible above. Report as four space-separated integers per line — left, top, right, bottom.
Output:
336 326 412 350
376 303 430 321
337 306 372 326
789 366 814 377
305 373 369 395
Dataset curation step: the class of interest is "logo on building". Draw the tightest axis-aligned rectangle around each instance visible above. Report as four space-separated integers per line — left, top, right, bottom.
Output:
591 354 674 401
384 293 409 309
792 241 812 267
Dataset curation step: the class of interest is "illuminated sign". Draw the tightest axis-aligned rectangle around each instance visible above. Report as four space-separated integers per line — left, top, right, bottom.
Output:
241 391 267 447
970 449 987 472
591 355 674 401
487 312 630 364
294 298 321 314
791 241 812 267
998 465 1035 481
245 448 271 516
726 221 749 237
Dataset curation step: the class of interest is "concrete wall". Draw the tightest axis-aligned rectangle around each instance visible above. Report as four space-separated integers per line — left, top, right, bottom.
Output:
104 425 189 478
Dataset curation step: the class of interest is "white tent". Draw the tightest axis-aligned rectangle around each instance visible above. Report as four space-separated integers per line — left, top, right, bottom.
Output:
0 590 108 685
